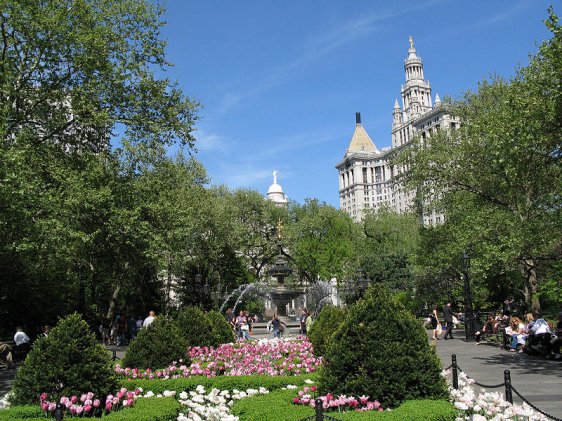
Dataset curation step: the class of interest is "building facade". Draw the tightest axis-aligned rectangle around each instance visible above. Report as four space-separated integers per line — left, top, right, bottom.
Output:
336 37 459 224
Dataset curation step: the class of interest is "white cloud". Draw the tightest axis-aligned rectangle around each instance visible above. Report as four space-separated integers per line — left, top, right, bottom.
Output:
194 129 229 153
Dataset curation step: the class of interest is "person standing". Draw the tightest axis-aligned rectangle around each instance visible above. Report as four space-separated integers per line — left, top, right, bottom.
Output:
300 309 308 335
305 312 314 335
14 327 31 354
430 305 440 340
143 310 156 328
443 303 455 340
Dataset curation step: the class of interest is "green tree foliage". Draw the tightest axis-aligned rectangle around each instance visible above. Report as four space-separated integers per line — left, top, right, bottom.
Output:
287 199 360 282
176 306 214 348
319 287 447 408
361 208 421 291
308 306 347 357
395 9 562 312
12 313 117 404
207 310 235 347
123 317 188 370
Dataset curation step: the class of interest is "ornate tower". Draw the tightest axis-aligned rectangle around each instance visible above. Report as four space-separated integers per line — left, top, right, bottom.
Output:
401 36 432 123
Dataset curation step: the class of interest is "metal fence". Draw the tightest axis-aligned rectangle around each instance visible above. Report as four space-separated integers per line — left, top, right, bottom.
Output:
446 354 561 421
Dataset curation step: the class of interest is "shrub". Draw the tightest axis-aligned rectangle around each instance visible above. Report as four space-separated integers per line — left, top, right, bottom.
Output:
232 387 455 421
175 306 214 348
119 373 318 394
123 318 187 370
308 305 347 356
319 287 448 408
11 313 117 405
207 309 235 347
0 399 181 421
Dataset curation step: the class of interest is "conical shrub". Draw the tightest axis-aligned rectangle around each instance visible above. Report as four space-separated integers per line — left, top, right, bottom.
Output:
207 310 235 347
12 313 117 404
308 306 347 356
123 317 187 370
176 306 214 348
319 287 447 408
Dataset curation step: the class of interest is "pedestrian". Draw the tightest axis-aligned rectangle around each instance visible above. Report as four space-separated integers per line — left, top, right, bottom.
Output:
99 318 110 345
127 315 136 341
117 314 127 345
14 326 31 356
244 310 252 337
429 305 441 340
41 325 51 338
143 310 156 328
267 313 285 339
442 302 454 340
0 341 13 368
300 309 308 335
235 310 246 340
305 312 314 335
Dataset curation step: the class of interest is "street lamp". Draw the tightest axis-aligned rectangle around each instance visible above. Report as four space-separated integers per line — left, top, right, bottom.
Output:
461 251 476 341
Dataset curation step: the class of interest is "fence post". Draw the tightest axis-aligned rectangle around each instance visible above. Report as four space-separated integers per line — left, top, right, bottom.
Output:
452 354 458 389
504 370 513 404
54 402 65 421
112 349 117 361
315 398 323 421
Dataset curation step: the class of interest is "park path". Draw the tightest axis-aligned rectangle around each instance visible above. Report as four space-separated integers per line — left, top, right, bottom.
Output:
432 329 562 419
2 330 560 418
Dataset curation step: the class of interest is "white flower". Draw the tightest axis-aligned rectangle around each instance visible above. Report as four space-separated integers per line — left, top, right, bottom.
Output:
304 379 315 384
285 385 297 389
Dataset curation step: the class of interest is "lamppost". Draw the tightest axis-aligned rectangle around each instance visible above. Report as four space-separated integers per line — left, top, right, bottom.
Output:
461 251 476 341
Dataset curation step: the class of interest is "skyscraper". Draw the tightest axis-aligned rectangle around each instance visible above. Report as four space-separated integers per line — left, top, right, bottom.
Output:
336 37 459 224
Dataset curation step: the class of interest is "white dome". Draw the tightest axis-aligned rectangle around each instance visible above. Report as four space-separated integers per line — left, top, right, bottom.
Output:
267 183 284 195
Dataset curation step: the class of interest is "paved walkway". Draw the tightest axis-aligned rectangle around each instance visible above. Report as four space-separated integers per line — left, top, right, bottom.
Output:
431 329 562 419
2 331 560 418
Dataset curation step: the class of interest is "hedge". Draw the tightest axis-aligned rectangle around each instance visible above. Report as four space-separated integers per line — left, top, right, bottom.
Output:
119 373 318 394
0 398 181 421
232 388 456 421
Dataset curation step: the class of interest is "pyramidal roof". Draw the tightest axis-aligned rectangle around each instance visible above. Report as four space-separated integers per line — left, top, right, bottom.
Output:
346 112 378 156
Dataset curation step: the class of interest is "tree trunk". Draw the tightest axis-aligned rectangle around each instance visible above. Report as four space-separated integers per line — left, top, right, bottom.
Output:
520 258 540 314
106 283 121 321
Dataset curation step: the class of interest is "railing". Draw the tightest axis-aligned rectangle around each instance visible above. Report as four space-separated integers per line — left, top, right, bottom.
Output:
446 354 561 421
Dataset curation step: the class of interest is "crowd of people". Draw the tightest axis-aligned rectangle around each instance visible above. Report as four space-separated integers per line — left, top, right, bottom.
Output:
223 307 313 340
426 299 561 360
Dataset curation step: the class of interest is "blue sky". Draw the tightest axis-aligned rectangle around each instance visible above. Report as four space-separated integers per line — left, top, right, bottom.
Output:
159 0 552 207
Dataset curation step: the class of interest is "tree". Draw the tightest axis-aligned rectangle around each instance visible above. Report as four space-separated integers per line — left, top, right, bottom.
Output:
1 0 198 151
395 9 562 312
287 199 360 283
360 208 421 291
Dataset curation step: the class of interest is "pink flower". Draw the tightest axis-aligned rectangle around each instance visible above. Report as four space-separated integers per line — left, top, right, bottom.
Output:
84 405 92 413
41 402 48 411
105 402 113 411
40 393 47 402
93 399 100 408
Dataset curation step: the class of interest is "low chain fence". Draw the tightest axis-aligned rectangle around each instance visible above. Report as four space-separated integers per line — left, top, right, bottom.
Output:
446 354 561 421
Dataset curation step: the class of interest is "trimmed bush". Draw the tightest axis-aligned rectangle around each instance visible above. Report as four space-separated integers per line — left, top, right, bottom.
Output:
0 398 181 421
232 388 455 421
119 373 318 394
207 309 235 346
319 287 448 408
123 318 187 370
11 313 117 405
175 306 214 348
0 405 43 420
308 305 347 356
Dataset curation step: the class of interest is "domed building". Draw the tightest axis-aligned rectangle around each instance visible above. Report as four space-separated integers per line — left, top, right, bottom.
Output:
267 170 289 208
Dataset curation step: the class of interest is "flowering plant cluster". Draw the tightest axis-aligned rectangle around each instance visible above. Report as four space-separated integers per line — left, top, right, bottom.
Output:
115 338 321 379
39 387 142 417
175 384 269 421
290 381 383 413
444 369 549 420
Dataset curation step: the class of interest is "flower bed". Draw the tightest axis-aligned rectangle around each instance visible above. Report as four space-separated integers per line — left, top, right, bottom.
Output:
444 369 550 420
116 338 321 379
291 385 384 412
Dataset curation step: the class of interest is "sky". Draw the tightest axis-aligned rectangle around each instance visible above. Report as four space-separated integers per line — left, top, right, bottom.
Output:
158 0 553 207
